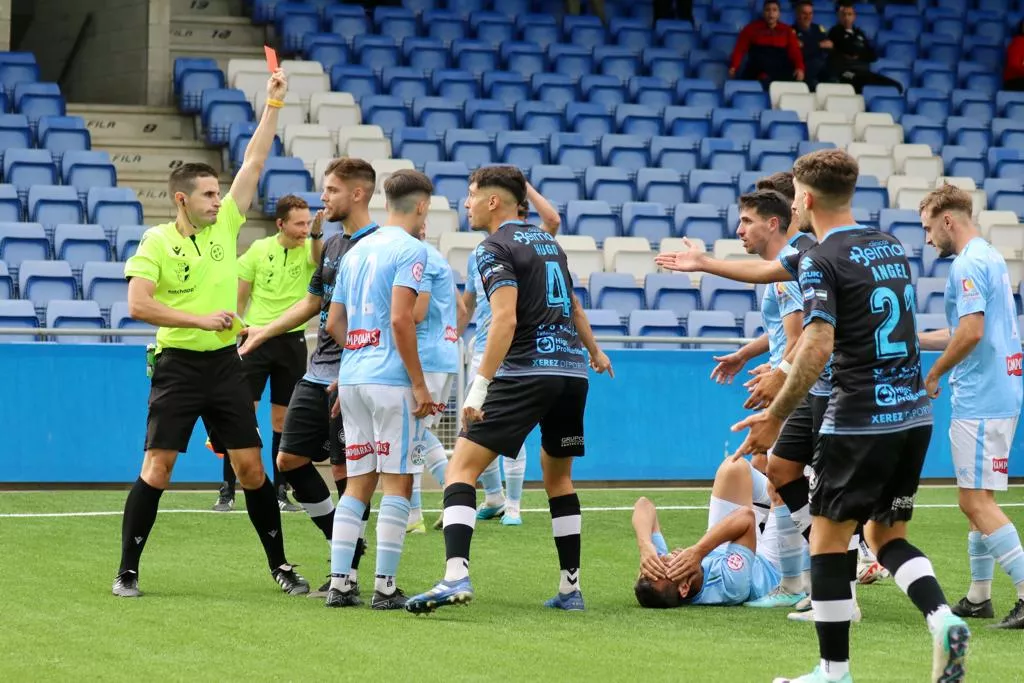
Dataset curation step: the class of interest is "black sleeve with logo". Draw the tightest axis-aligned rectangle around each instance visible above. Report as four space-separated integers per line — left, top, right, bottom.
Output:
306 234 357 383
798 228 931 434
476 224 588 379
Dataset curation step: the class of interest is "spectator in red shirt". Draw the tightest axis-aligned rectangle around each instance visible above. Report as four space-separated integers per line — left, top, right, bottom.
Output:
729 0 805 89
1005 20 1024 92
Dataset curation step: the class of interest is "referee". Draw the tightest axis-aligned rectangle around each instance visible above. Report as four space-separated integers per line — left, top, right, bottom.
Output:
213 194 323 513
113 70 309 598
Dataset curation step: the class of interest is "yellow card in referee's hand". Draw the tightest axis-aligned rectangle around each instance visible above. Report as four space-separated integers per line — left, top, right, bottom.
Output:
215 315 246 344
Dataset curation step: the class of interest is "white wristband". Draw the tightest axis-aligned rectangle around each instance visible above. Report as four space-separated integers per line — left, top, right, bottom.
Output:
463 375 491 411
778 360 792 375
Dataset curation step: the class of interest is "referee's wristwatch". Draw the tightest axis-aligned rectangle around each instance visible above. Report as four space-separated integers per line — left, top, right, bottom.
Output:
310 232 323 240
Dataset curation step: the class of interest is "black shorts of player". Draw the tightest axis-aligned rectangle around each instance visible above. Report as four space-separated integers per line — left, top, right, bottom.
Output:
462 374 588 459
772 393 829 465
810 425 932 526
241 330 307 405
279 379 345 465
146 346 262 453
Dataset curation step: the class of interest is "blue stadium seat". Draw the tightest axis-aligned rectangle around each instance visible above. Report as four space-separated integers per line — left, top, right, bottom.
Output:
46 299 104 343
515 101 564 136
464 99 513 134
452 39 498 77
496 131 547 167
628 76 674 109
664 106 712 138
14 82 64 127
676 79 721 108
28 185 83 227
0 113 32 165
82 261 128 311
637 168 685 207
629 310 685 349
580 74 626 109
327 5 371 42
0 298 40 341
360 95 409 133
941 145 987 186
600 134 650 173
331 65 379 100
0 59 39 96
424 161 470 207
700 274 756 319
584 308 628 348
644 272 700 319
585 166 635 207
687 310 743 350
880 208 923 236
567 200 618 242
901 115 947 154
531 165 582 208
984 179 1024 214
87 188 143 228
724 81 769 114
915 277 947 314
702 138 746 175
305 34 350 72
742 310 765 339
54 224 110 271
472 12 515 47
622 202 672 243
177 67 224 115
651 136 698 175
549 43 594 81
655 20 697 52
501 42 546 81
994 118 1024 148
990 148 1024 180
355 35 401 73
200 89 252 146
611 18 653 53
393 128 444 168
412 96 464 137
675 203 724 243
748 140 796 173
923 248 954 278
4 148 56 196
403 37 449 74
958 63 999 96
590 272 644 318
916 312 948 333
275 2 320 54
595 46 640 84
0 222 48 273
109 300 155 345
115 225 146 261
564 15 607 50
423 10 466 45
688 170 737 208
996 92 1024 119
432 69 479 101
518 15 560 49
0 259 10 298
948 116 991 149
712 108 758 143
444 129 493 170
0 184 20 222
228 122 283 173
531 73 577 109
759 109 806 143
549 133 598 173
614 104 662 138
642 48 687 85
566 102 615 140
907 87 950 120
375 6 419 43
19 259 75 308
382 67 431 103
483 71 530 107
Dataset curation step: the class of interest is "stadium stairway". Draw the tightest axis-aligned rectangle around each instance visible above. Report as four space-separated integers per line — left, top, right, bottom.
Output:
170 0 266 79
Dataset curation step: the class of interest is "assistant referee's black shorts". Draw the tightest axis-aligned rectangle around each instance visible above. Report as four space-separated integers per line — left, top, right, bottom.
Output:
146 346 262 453
241 330 308 406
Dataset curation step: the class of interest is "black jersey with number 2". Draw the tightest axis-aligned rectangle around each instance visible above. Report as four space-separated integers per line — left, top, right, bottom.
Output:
475 221 588 379
796 226 932 435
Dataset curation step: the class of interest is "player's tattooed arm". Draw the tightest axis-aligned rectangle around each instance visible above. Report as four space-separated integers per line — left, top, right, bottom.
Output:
767 321 833 422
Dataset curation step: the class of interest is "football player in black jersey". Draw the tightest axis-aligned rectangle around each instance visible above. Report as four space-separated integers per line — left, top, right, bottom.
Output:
406 166 613 615
663 149 969 683
238 158 379 597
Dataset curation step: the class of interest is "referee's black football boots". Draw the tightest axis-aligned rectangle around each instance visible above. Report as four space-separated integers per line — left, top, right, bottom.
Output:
272 564 309 595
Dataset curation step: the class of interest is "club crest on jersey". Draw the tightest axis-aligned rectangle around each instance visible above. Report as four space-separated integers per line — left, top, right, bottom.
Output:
345 328 381 350
726 553 745 571
444 325 459 342
961 278 975 293
412 261 424 282
1007 352 1023 376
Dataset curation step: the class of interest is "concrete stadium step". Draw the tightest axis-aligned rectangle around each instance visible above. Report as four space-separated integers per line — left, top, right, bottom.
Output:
171 45 267 76
68 104 196 142
96 139 224 177
171 16 265 50
171 0 244 17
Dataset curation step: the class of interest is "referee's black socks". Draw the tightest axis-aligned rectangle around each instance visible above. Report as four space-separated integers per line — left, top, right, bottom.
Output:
118 477 164 575
244 476 288 569
283 462 334 539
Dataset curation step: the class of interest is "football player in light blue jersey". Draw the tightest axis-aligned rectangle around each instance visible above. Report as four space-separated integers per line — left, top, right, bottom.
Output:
456 182 562 525
632 458 780 608
323 169 435 611
407 227 465 533
918 185 1024 630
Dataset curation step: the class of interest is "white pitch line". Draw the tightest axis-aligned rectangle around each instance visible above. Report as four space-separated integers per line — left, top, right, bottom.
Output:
3 502 1024 519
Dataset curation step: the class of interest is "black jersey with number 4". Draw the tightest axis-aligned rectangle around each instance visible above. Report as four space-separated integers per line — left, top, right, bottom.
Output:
475 221 588 379
796 226 932 435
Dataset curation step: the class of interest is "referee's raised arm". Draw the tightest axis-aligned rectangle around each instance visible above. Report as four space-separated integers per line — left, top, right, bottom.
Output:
228 69 288 215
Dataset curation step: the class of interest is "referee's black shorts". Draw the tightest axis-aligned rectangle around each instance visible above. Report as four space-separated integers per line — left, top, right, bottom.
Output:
241 330 308 406
146 346 262 453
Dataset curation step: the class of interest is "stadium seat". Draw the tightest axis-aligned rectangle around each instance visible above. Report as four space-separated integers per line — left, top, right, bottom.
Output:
590 272 644 318
282 124 333 171
14 82 65 127
651 136 698 175
113 225 146 262
515 101 564 136
445 129 493 170
644 272 700 319
0 184 19 223
604 236 654 278
61 150 116 200
28 185 83 227
699 274 756 319
637 169 686 208
45 299 104 344
584 308 628 349
622 202 672 243
4 148 56 196
566 201 618 244
688 170 737 207
331 65 379 101
0 298 40 341
586 167 635 207
310 92 361 132
556 234 604 278
531 165 582 208
916 312 948 333
392 128 443 169
425 161 470 207
0 114 32 165
483 72 529 108
54 224 110 271
550 132 599 174
200 89 253 146
629 310 685 349
259 158 312 213
438 232 483 278
687 310 743 350
464 98 513 135
82 261 129 311
18 259 75 308
110 300 155 345
0 221 48 272
0 259 10 298
87 188 143 228
675 204 724 243
495 131 547 168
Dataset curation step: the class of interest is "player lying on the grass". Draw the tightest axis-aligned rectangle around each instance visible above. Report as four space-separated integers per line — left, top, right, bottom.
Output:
632 458 781 607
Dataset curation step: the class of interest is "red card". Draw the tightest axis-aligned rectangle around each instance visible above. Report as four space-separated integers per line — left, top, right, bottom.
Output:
264 45 279 73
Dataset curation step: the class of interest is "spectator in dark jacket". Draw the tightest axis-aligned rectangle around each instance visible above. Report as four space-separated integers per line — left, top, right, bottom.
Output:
793 1 832 90
1005 20 1024 91
729 0 805 89
827 1 904 93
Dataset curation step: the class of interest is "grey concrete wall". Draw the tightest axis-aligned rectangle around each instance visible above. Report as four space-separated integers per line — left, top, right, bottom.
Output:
0 0 11 51
19 0 151 105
